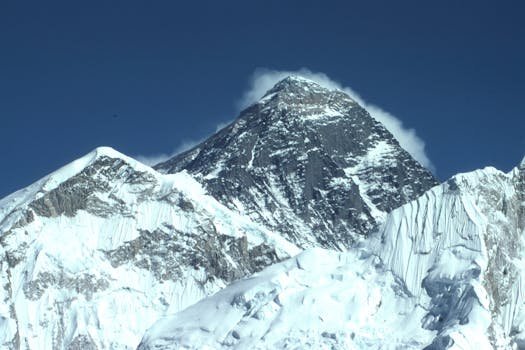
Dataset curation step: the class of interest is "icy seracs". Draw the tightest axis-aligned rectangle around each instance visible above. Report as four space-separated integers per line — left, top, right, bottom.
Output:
138 247 433 350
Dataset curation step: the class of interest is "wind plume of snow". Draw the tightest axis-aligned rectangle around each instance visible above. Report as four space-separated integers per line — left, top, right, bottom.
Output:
238 68 434 171
135 139 202 166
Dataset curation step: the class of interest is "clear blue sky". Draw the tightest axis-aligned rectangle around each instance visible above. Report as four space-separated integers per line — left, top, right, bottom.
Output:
1 0 524 198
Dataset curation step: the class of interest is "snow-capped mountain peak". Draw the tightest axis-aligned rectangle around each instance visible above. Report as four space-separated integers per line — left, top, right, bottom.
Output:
155 76 438 249
0 147 299 349
1 147 148 207
0 146 145 233
255 75 358 119
259 75 356 105
0 77 446 350
3 73 521 349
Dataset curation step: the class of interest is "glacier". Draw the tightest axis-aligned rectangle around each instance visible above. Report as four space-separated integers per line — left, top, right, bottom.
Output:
138 247 433 350
140 162 525 349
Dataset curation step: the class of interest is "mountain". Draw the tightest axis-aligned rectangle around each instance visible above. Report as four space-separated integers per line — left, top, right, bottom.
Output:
155 76 438 249
0 76 441 350
139 160 525 349
0 147 298 349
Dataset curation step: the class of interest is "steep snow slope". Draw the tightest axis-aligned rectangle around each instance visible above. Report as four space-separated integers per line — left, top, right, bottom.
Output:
156 76 438 249
138 248 433 350
140 161 525 350
377 163 525 348
0 147 299 350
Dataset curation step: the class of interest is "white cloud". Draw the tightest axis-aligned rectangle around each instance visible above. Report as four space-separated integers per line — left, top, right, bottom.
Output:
135 139 202 166
215 119 233 132
136 68 433 171
238 68 434 171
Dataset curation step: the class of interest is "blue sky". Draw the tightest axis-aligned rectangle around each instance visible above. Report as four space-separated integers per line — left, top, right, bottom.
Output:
1 0 524 198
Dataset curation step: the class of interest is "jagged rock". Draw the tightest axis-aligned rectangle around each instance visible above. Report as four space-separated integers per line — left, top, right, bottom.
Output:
103 225 281 284
156 76 438 249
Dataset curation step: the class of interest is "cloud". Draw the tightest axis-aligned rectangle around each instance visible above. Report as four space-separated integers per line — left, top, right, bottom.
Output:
238 68 434 171
135 139 202 166
136 68 433 171
215 119 233 132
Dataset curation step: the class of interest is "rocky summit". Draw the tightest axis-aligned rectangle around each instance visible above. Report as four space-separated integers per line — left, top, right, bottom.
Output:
156 76 438 249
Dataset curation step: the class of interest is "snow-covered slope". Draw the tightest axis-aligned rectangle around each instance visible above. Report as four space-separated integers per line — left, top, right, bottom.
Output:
140 161 525 350
156 76 438 249
138 248 433 350
0 147 299 349
377 163 525 348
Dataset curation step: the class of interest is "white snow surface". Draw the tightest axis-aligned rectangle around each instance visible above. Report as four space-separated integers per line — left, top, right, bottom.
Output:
374 165 525 348
0 147 299 349
139 247 433 350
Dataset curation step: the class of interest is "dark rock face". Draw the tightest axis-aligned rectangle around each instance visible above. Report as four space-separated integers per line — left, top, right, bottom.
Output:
67 335 97 350
23 272 110 301
103 224 281 285
30 156 156 218
156 76 438 249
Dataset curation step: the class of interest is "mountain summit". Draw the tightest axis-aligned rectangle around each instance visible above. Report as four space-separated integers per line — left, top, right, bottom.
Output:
258 75 356 104
156 76 438 249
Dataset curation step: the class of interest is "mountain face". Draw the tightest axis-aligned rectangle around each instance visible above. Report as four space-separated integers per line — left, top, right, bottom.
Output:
377 163 525 349
155 76 438 249
140 162 525 350
0 147 298 349
1 74 521 350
